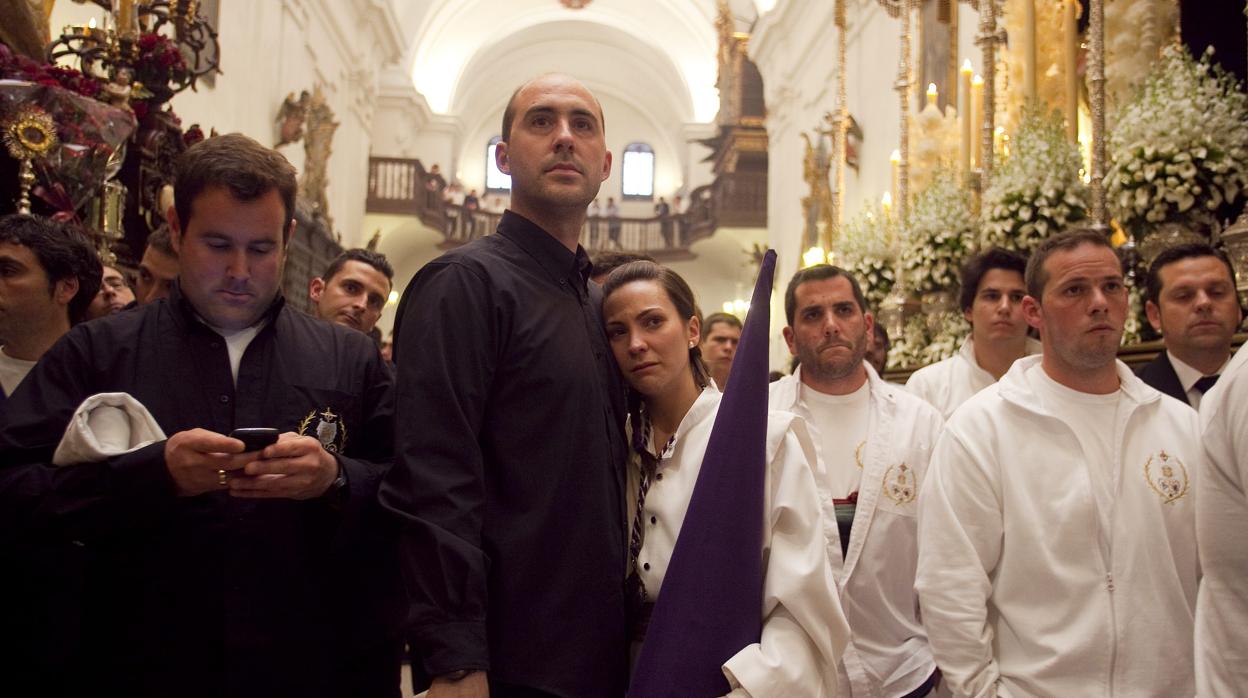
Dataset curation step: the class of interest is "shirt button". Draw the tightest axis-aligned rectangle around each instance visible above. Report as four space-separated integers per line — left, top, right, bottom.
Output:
219 394 230 404
643 562 650 571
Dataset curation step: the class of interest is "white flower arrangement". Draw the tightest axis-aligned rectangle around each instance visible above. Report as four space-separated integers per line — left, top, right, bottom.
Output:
837 202 897 310
901 171 976 294
885 312 970 370
1120 279 1146 346
1107 45 1248 238
982 107 1089 254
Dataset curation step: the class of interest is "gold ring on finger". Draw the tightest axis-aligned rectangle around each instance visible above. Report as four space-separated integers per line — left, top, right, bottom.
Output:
217 469 228 487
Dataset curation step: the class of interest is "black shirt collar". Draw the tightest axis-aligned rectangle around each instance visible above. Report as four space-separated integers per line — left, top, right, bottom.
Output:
167 279 286 332
497 210 591 291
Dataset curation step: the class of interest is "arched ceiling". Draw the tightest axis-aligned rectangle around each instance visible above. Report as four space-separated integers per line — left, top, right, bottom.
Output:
405 0 728 124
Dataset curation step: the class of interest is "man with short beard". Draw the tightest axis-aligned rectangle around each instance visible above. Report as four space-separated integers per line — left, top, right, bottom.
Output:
916 230 1200 697
770 265 944 697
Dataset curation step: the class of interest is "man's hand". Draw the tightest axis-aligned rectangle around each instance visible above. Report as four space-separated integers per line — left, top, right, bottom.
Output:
164 428 253 497
427 671 487 698
228 432 338 500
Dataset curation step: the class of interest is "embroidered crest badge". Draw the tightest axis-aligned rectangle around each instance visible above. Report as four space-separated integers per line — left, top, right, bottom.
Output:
298 408 348 453
882 463 916 505
1144 450 1189 504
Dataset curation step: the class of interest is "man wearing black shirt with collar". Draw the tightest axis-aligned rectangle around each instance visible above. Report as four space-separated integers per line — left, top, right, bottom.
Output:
383 73 628 698
0 134 400 697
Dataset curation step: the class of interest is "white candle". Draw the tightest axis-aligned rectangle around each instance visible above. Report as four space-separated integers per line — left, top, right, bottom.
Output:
889 149 901 206
1023 0 1037 102
1064 0 1079 141
971 75 984 169
960 60 973 175
926 82 939 110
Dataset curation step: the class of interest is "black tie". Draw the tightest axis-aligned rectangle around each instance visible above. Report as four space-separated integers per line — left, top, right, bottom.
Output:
1194 375 1220 394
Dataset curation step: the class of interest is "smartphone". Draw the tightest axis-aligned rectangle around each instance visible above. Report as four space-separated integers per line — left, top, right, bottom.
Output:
230 427 280 452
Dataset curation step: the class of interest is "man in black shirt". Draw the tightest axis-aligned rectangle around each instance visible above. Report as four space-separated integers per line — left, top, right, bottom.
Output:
0 134 400 697
383 73 628 698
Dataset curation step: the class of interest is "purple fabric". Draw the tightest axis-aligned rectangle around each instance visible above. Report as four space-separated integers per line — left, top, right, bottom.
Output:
629 250 777 697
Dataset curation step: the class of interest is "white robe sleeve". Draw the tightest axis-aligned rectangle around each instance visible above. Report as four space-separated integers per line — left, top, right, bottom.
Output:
721 417 849 698
1196 366 1248 696
915 428 1005 698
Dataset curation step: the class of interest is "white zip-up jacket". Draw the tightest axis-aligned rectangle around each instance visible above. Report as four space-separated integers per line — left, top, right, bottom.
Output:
1196 343 1248 696
772 365 943 697
905 337 1042 420
916 356 1199 697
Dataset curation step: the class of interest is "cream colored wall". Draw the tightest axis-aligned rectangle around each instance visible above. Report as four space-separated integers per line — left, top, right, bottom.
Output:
49 0 408 248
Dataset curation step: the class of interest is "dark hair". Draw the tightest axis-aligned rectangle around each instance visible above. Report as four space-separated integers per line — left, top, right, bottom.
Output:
784 264 867 325
872 320 891 351
501 74 606 142
145 224 177 258
1144 242 1237 307
322 248 394 284
603 261 709 470
592 251 653 279
174 133 297 233
702 311 743 334
1024 228 1118 301
959 247 1027 312
0 214 102 325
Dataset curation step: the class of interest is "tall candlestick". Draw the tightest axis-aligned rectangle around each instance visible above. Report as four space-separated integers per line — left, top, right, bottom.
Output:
1089 0 1106 228
1064 0 1080 142
926 82 939 109
960 59 973 176
971 74 984 169
1023 0 1037 102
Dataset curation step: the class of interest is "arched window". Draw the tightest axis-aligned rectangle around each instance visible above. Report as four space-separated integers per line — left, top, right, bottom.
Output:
486 136 511 192
621 142 655 200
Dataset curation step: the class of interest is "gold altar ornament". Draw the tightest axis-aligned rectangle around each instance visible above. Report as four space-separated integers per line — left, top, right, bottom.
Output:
3 104 59 214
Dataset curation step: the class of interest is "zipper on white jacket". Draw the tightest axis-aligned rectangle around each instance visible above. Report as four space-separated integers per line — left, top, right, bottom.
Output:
1107 571 1118 696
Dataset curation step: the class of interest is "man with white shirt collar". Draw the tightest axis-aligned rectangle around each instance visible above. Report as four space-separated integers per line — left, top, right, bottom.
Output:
0 134 401 696
916 229 1200 697
771 264 944 698
906 247 1040 418
1137 242 1242 410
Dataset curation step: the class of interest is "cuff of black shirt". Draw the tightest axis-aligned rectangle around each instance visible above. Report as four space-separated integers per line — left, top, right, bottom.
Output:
109 439 178 500
412 620 490 680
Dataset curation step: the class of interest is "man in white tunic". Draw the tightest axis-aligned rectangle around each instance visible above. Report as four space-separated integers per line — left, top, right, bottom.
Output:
1196 342 1248 694
906 248 1040 419
916 230 1200 697
772 265 944 697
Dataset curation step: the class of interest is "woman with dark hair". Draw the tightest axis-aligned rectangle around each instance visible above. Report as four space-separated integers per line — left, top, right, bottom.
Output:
602 261 847 697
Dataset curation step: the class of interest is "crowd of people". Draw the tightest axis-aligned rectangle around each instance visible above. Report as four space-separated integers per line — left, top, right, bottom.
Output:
0 72 1245 698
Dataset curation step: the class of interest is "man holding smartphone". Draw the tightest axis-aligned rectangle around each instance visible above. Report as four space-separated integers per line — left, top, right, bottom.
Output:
0 134 400 697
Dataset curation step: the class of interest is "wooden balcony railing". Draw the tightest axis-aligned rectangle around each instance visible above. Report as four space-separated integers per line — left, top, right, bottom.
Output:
365 156 765 257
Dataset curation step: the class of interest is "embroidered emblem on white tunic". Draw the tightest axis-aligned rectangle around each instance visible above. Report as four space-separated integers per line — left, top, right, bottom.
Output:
1144 450 1189 504
299 408 347 453
882 463 916 504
